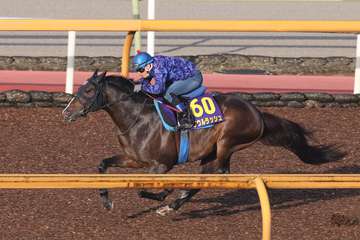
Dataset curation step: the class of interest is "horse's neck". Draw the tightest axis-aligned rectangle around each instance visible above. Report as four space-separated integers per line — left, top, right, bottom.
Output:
105 97 152 132
103 81 156 133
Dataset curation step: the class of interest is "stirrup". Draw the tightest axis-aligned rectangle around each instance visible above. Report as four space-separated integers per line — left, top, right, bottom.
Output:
176 121 193 131
176 112 193 130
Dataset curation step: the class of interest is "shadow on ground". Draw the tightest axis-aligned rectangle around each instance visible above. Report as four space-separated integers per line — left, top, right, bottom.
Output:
170 165 360 221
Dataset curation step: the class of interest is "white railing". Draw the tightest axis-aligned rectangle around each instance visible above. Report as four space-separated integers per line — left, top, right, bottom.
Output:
1 19 360 94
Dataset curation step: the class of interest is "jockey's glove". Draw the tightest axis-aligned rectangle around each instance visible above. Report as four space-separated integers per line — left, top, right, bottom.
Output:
133 84 142 93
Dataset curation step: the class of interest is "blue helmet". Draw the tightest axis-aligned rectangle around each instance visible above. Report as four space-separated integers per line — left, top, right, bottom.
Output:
133 51 154 71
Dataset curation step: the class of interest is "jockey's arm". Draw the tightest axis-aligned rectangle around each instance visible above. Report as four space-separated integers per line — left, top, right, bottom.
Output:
141 71 167 95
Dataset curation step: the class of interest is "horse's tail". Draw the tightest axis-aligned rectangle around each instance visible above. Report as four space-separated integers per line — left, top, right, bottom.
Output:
260 112 345 164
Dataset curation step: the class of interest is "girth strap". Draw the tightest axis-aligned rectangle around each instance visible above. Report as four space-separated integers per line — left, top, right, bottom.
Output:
177 130 190 164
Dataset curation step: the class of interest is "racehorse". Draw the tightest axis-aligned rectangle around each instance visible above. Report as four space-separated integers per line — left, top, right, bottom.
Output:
62 70 345 216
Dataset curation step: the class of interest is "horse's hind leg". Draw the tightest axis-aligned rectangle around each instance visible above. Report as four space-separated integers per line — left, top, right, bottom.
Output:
138 189 174 201
138 162 174 202
157 152 224 216
156 145 234 216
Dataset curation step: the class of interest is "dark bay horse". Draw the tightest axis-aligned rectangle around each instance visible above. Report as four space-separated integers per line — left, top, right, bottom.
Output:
62 70 344 215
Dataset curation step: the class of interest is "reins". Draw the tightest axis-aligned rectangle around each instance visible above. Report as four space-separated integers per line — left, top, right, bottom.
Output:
115 78 182 134
127 79 181 113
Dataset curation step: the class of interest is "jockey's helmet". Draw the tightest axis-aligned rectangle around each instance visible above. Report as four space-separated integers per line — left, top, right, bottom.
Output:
133 51 154 71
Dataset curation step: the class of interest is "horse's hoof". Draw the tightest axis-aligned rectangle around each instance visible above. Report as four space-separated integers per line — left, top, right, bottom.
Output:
138 190 147 198
103 200 114 210
156 205 174 216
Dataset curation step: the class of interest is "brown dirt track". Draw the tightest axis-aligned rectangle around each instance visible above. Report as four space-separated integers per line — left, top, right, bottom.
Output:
1 107 360 240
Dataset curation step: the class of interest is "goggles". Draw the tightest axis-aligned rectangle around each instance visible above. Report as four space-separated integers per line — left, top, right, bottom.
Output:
137 68 145 73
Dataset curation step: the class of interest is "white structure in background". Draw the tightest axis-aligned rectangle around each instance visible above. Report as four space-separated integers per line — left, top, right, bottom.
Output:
61 27 360 95
65 31 76 94
132 0 141 53
64 0 156 94
354 34 360 94
147 0 155 56
2 18 77 94
51 0 360 94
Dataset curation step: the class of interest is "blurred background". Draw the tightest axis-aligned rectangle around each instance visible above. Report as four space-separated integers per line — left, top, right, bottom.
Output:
0 0 358 57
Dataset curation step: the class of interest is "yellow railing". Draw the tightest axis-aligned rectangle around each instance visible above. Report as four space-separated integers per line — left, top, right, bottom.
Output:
1 19 360 76
1 173 360 240
2 19 360 32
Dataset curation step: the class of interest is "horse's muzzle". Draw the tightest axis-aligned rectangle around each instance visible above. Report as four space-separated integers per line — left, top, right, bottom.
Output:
62 109 86 122
62 96 88 122
62 109 75 122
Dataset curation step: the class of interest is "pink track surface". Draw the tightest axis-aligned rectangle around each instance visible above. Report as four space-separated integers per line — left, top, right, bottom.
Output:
0 70 354 93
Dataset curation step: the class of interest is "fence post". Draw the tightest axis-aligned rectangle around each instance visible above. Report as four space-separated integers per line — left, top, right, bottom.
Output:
65 31 76 94
121 31 136 77
254 177 271 240
147 0 155 56
354 34 360 94
132 0 141 53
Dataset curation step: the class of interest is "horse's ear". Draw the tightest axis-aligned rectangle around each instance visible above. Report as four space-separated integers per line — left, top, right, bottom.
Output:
100 71 107 78
92 69 99 78
94 71 107 83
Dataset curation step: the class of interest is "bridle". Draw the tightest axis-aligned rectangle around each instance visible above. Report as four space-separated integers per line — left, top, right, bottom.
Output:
62 77 106 118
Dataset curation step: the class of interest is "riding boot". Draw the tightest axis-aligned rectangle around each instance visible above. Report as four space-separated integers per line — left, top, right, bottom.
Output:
169 93 193 130
175 103 194 130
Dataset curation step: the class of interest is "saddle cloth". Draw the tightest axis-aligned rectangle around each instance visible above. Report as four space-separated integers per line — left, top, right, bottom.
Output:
154 89 224 132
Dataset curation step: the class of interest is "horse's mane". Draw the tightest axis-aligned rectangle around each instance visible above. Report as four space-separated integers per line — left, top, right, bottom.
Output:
104 75 153 105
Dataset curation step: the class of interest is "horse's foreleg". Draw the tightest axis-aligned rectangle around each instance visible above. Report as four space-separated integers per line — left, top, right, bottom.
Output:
98 155 143 210
138 163 174 202
98 157 118 210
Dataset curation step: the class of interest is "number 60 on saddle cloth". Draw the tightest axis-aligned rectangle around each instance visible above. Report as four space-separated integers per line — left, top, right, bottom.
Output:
154 93 225 132
190 93 224 129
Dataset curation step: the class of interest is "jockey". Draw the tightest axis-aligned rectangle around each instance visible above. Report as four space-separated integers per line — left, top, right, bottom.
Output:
132 51 203 130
